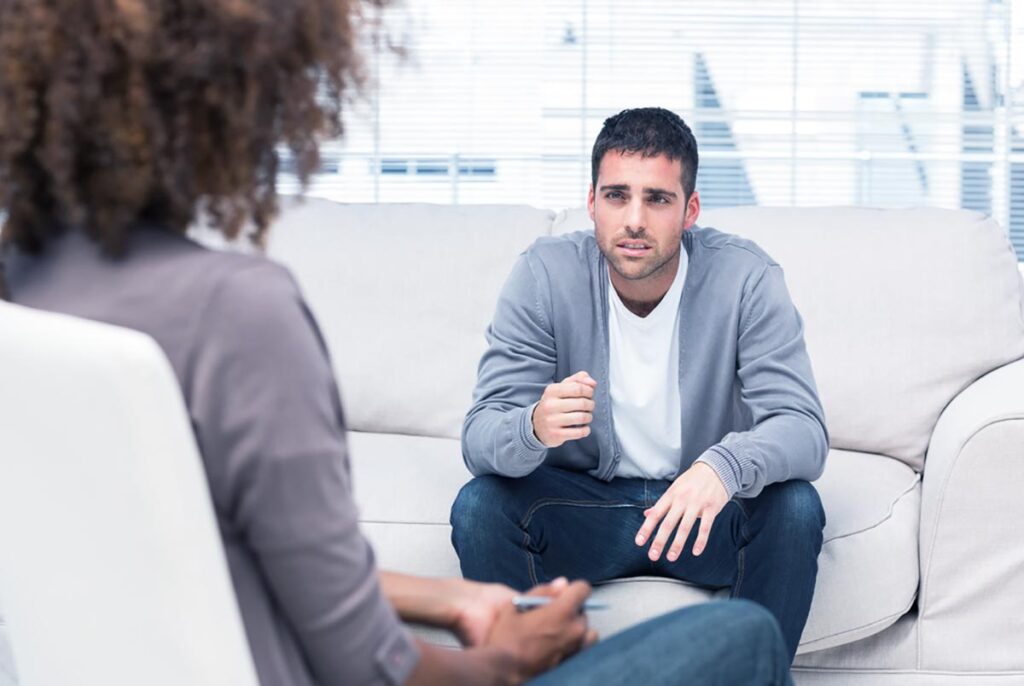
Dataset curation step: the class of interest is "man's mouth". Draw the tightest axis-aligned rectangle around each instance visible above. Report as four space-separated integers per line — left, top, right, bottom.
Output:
617 241 652 257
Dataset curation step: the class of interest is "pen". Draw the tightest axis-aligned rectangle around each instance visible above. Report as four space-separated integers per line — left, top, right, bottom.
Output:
512 596 610 612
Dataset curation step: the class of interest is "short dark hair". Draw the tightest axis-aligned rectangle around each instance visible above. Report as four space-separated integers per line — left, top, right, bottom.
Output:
591 107 699 198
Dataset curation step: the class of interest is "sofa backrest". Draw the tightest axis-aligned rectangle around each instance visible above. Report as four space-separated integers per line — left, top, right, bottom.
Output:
554 206 1024 469
267 199 554 439
270 200 1024 468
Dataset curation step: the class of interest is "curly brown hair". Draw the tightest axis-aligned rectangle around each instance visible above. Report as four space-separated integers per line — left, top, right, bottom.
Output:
0 0 377 261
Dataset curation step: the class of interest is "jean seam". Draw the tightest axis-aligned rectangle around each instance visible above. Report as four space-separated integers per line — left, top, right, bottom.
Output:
520 498 638 529
525 529 539 587
732 499 751 597
732 547 746 598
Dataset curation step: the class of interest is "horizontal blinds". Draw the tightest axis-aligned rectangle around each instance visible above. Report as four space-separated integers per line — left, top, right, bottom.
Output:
288 0 1024 259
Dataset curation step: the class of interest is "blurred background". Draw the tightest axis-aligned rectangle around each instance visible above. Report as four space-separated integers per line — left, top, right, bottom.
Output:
279 0 1024 261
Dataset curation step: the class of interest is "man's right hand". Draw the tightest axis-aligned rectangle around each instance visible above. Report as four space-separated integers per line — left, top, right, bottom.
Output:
532 371 597 448
484 578 597 682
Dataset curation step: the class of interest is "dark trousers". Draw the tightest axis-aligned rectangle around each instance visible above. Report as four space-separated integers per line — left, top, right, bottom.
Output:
450 465 825 661
530 600 794 686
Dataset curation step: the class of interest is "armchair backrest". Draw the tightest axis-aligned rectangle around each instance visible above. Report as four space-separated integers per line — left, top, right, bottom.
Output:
0 302 258 686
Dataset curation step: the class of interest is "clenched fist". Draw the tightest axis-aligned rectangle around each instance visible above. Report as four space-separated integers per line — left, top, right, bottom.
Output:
531 371 597 448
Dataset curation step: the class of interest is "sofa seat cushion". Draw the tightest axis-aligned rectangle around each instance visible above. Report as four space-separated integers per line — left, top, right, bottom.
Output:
349 432 919 653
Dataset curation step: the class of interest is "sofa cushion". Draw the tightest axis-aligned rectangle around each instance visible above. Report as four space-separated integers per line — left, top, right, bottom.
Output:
552 207 1024 471
267 199 555 439
348 431 920 652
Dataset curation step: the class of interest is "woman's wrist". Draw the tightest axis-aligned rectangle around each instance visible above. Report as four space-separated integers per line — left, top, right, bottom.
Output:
380 572 473 629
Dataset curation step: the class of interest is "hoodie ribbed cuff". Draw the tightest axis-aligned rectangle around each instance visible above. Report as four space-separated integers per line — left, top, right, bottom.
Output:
519 401 548 453
695 443 751 500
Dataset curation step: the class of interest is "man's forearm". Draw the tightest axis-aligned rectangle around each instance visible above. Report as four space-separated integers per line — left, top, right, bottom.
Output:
462 402 548 478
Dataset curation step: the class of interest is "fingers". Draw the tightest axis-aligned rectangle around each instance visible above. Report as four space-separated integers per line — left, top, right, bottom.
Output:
549 397 596 415
691 510 718 556
526 579 592 620
547 579 592 618
666 507 699 562
548 372 596 401
648 503 684 561
526 576 569 598
534 372 598 447
514 579 592 669
558 411 593 427
563 371 598 389
543 397 594 433
550 382 595 401
643 503 721 561
635 464 729 560
534 414 591 445
634 497 668 548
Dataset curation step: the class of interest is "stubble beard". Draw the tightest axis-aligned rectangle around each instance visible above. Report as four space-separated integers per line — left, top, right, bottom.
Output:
604 241 680 282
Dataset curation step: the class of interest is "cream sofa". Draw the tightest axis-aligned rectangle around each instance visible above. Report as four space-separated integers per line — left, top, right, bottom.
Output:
264 199 1024 685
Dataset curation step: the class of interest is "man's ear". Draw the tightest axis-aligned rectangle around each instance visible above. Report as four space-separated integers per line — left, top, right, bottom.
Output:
684 190 701 229
587 184 597 222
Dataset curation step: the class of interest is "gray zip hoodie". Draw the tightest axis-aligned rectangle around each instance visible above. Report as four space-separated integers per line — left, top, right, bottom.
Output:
461 226 829 499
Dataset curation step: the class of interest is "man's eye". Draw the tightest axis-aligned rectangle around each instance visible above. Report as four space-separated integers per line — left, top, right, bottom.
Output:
649 195 669 204
606 191 624 200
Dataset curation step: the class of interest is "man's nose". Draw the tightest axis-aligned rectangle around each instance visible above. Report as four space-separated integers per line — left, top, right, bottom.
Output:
625 197 646 233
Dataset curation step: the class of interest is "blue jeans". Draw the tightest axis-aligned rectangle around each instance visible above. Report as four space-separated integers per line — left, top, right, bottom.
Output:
450 466 824 661
530 600 793 686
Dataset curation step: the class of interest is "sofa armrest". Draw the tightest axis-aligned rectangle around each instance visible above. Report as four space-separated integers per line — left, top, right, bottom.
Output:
918 357 1024 671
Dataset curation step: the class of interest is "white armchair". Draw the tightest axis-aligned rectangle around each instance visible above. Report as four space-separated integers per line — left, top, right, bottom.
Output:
0 302 258 686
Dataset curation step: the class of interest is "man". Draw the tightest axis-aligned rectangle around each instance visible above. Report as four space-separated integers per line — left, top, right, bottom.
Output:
452 107 828 661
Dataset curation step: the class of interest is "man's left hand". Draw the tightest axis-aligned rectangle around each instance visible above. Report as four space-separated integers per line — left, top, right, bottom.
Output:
634 462 729 562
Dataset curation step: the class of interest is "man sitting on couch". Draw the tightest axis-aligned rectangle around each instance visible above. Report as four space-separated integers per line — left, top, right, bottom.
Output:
452 106 829 661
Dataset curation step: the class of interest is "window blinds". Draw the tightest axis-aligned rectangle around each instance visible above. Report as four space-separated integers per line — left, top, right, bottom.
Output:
285 0 1024 259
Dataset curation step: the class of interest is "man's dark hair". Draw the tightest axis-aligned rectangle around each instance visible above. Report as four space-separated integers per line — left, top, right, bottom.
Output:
0 0 377 258
591 107 699 198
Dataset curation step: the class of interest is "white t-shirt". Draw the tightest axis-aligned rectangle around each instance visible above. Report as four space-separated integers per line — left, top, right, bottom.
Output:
608 248 688 479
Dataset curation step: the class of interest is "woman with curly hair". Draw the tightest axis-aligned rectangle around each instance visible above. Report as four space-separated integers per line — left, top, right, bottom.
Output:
0 1 793 685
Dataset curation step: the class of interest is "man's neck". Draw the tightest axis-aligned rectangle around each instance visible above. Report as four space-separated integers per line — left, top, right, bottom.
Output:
615 290 663 318
609 253 680 318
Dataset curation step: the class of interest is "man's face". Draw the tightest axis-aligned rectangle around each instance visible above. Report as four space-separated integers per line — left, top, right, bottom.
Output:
588 150 700 287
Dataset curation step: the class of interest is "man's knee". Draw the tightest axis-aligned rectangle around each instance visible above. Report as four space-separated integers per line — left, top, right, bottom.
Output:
750 480 826 560
450 475 518 545
768 481 825 534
